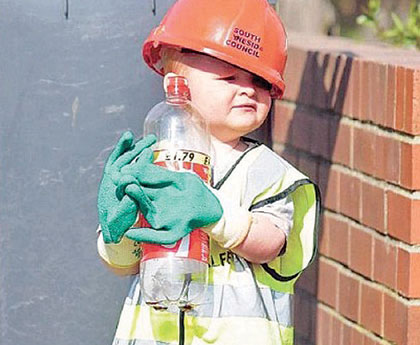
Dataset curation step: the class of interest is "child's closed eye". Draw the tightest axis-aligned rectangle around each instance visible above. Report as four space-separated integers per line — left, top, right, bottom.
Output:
218 75 236 81
252 76 271 91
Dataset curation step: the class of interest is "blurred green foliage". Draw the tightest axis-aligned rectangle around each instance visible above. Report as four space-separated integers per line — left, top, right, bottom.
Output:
357 0 420 49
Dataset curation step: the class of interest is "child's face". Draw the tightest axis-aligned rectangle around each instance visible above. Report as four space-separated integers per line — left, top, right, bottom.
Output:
180 53 272 142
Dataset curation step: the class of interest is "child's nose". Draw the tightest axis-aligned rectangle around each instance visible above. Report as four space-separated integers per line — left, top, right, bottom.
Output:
237 74 256 97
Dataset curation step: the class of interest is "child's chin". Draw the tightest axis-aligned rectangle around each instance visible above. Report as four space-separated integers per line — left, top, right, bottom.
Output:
235 119 263 132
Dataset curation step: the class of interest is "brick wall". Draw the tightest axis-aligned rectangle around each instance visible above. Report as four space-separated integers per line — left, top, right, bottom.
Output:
272 32 420 345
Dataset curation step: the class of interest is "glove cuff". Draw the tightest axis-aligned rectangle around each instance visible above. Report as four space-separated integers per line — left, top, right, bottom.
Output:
202 190 253 249
97 230 141 268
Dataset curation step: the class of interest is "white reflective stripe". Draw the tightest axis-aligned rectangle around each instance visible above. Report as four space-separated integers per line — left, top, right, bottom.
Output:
244 146 288 207
113 340 171 345
114 309 292 345
125 278 292 327
196 284 293 327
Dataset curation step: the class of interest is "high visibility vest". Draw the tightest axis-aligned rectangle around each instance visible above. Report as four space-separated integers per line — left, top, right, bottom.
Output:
112 141 320 345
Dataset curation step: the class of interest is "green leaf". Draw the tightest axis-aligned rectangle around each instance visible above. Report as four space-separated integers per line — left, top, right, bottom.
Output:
368 0 381 13
357 14 370 25
355 0 419 50
391 12 405 32
357 14 377 29
382 28 399 39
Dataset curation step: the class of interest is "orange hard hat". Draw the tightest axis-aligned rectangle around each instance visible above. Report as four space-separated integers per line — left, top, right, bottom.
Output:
142 0 288 99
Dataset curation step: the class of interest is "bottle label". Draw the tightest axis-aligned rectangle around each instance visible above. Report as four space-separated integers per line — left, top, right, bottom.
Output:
135 149 211 264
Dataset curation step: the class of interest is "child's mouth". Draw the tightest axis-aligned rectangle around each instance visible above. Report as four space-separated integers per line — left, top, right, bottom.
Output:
232 104 257 111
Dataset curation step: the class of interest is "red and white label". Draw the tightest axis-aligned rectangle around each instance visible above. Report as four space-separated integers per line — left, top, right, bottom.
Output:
135 149 211 264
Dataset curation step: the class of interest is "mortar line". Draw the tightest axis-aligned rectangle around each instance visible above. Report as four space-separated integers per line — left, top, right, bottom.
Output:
276 100 420 143
324 209 420 252
318 303 395 345
320 256 420 305
273 142 420 197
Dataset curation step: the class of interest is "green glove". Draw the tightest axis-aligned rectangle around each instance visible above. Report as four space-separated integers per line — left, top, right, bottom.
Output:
97 131 156 243
119 148 223 245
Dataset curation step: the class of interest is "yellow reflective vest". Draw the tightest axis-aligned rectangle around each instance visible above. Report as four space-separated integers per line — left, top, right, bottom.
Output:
112 140 320 345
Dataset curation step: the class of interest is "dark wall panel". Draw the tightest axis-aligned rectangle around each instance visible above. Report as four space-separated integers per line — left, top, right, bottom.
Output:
0 1 175 344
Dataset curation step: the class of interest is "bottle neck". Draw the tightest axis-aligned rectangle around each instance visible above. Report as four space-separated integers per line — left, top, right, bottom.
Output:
165 94 189 105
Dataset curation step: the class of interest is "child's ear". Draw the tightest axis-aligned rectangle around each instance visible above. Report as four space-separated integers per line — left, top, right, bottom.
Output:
163 72 183 92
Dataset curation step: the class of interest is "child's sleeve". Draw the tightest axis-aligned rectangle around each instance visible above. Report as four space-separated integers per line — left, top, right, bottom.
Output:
96 225 141 269
252 180 320 291
252 194 294 238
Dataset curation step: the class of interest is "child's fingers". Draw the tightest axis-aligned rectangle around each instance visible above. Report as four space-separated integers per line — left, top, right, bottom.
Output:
115 175 139 200
125 226 185 245
120 148 155 176
123 161 190 187
107 131 134 166
125 183 156 216
113 134 156 169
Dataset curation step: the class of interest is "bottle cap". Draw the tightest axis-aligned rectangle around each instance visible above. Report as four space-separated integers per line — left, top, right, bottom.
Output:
164 74 191 100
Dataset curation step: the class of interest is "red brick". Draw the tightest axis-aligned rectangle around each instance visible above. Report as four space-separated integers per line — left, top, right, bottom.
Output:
319 214 330 256
373 237 397 289
316 306 332 345
400 143 420 190
360 282 384 336
375 135 400 185
294 293 314 340
311 113 330 158
349 225 373 278
318 258 338 308
395 66 405 130
283 47 306 103
404 68 415 133
376 64 387 127
385 291 420 345
370 62 380 124
370 61 380 124
331 316 343 345
278 146 299 167
296 258 319 296
363 336 381 345
354 127 376 176
321 52 335 110
361 181 385 233
328 216 349 265
297 51 317 107
339 172 361 221
351 328 366 345
338 271 360 322
411 69 420 134
340 56 354 117
314 52 329 110
397 248 420 298
407 304 420 345
361 60 371 121
385 64 396 129
298 155 318 181
387 191 420 244
308 301 317 344
319 164 340 212
384 293 408 345
352 59 362 120
291 108 314 153
332 54 352 115
342 322 353 345
331 120 352 167
272 102 293 145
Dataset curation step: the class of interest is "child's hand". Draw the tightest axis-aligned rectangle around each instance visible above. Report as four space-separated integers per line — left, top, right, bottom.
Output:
97 131 156 244
119 152 223 244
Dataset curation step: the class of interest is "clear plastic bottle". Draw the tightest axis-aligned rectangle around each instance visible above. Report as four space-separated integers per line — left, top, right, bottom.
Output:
136 75 211 311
